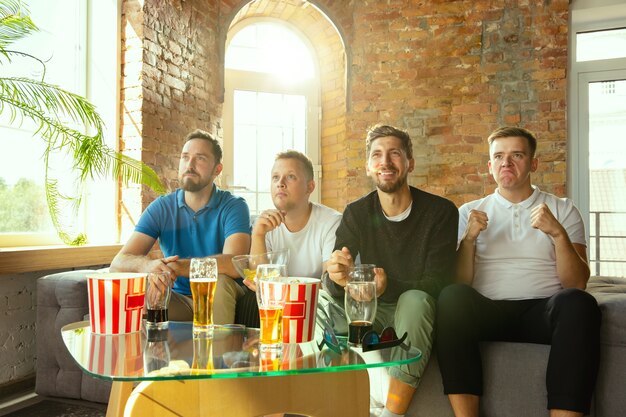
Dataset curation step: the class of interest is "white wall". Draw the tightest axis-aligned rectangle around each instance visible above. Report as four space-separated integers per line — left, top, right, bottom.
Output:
0 272 41 386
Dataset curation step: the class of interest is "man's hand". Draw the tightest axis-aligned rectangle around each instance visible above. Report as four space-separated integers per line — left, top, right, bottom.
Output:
162 257 190 279
531 203 565 239
373 267 387 297
462 209 488 242
146 271 173 305
243 277 257 292
327 247 354 287
253 209 286 236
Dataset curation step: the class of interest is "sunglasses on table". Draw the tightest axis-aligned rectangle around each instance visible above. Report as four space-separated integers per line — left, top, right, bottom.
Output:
316 325 346 354
361 327 408 352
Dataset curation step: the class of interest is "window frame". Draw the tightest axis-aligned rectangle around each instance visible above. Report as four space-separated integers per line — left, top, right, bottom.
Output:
222 18 321 214
569 0 626 276
0 0 121 248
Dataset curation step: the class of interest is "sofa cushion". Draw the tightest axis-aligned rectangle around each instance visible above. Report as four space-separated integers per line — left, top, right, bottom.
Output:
587 276 626 346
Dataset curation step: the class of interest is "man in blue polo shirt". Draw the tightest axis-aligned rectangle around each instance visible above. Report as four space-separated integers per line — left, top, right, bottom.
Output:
110 129 251 323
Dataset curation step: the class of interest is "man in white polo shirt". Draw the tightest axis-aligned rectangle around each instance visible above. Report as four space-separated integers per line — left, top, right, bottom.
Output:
436 126 601 417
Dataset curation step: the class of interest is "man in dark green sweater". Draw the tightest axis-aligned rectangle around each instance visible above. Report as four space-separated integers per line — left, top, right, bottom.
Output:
324 124 458 417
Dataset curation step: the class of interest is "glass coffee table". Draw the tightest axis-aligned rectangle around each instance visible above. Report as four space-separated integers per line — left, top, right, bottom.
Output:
62 321 421 417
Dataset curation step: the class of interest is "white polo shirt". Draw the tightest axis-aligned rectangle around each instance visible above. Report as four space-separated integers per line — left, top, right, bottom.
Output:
458 187 587 300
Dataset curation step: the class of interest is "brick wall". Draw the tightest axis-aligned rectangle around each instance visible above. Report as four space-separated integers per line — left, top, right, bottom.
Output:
346 0 568 207
120 0 223 229
121 0 568 214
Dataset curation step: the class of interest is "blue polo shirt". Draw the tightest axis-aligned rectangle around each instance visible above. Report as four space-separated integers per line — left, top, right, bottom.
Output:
135 186 250 296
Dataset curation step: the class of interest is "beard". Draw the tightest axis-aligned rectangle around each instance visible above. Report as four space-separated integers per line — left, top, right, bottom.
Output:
179 172 211 192
374 172 408 194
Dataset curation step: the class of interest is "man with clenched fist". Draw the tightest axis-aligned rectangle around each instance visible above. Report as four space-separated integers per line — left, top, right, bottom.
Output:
436 126 601 417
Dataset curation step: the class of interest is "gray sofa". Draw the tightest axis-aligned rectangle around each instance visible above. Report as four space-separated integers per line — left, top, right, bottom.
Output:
36 273 626 416
36 270 112 403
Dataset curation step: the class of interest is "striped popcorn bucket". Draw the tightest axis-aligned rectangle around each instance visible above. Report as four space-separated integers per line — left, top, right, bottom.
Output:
282 277 321 343
87 272 147 334
88 331 143 377
281 342 318 370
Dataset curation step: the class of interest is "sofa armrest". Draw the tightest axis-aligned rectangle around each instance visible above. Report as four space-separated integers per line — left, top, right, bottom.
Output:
36 270 111 403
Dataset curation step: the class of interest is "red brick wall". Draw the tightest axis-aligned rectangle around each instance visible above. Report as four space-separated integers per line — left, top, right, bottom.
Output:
346 1 568 207
120 0 223 231
120 0 568 225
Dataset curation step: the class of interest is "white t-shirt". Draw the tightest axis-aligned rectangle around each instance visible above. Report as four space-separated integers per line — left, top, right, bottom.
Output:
458 187 587 300
265 203 342 278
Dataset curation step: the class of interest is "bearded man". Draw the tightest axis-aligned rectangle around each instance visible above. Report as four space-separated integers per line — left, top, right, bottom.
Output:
324 124 458 417
111 129 251 322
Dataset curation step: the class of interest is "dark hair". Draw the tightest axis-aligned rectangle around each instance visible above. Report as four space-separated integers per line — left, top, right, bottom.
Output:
275 150 314 181
487 126 537 157
185 129 222 164
366 124 413 159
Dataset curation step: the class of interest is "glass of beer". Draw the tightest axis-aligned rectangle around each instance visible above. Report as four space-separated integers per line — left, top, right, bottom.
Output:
256 264 288 349
145 272 172 330
191 333 214 375
190 257 218 335
344 264 377 346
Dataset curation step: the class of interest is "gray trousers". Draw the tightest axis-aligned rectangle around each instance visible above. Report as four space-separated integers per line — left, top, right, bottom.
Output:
377 290 436 388
317 288 435 388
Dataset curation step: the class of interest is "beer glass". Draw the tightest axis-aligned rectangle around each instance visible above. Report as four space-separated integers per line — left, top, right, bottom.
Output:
191 334 214 374
145 272 172 330
256 264 288 348
344 264 377 346
190 257 218 334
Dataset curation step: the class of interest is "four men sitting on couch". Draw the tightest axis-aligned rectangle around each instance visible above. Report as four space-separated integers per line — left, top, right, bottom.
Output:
111 125 600 417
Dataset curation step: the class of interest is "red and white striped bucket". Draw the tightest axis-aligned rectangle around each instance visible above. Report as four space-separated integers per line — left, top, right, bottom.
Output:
88 331 143 376
87 272 147 334
283 277 320 343
281 342 317 370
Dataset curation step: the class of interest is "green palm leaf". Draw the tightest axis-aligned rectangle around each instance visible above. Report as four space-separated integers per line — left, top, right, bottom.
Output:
0 0 36 60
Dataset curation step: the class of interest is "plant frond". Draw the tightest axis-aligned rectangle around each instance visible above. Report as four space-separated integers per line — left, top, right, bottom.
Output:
0 78 165 195
43 151 86 246
0 0 36 59
103 149 166 195
0 49 46 76
0 77 103 131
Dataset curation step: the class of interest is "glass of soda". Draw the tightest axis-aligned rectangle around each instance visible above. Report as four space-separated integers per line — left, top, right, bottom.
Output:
145 272 172 330
344 264 377 346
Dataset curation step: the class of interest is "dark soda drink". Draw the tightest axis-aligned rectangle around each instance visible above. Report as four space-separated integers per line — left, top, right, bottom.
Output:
348 320 373 346
147 309 168 323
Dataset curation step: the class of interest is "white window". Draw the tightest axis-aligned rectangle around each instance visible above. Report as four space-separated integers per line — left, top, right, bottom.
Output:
576 28 626 62
569 1 626 277
0 1 119 247
223 20 320 214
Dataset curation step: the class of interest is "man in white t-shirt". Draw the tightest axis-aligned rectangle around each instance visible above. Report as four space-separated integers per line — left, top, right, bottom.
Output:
248 150 341 280
235 151 340 330
436 127 601 417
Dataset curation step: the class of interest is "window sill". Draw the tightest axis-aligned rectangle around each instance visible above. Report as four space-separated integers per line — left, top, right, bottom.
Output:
0 244 122 275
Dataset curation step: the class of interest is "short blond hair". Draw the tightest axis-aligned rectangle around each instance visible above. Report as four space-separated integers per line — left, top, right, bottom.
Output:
487 126 537 157
275 150 314 181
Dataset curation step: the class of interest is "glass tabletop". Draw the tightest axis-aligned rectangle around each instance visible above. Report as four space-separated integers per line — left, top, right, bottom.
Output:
61 321 421 382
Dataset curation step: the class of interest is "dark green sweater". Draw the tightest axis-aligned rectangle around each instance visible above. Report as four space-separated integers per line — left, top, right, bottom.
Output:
326 186 458 303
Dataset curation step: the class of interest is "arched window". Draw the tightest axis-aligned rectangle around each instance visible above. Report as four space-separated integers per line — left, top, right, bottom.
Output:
223 19 320 214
